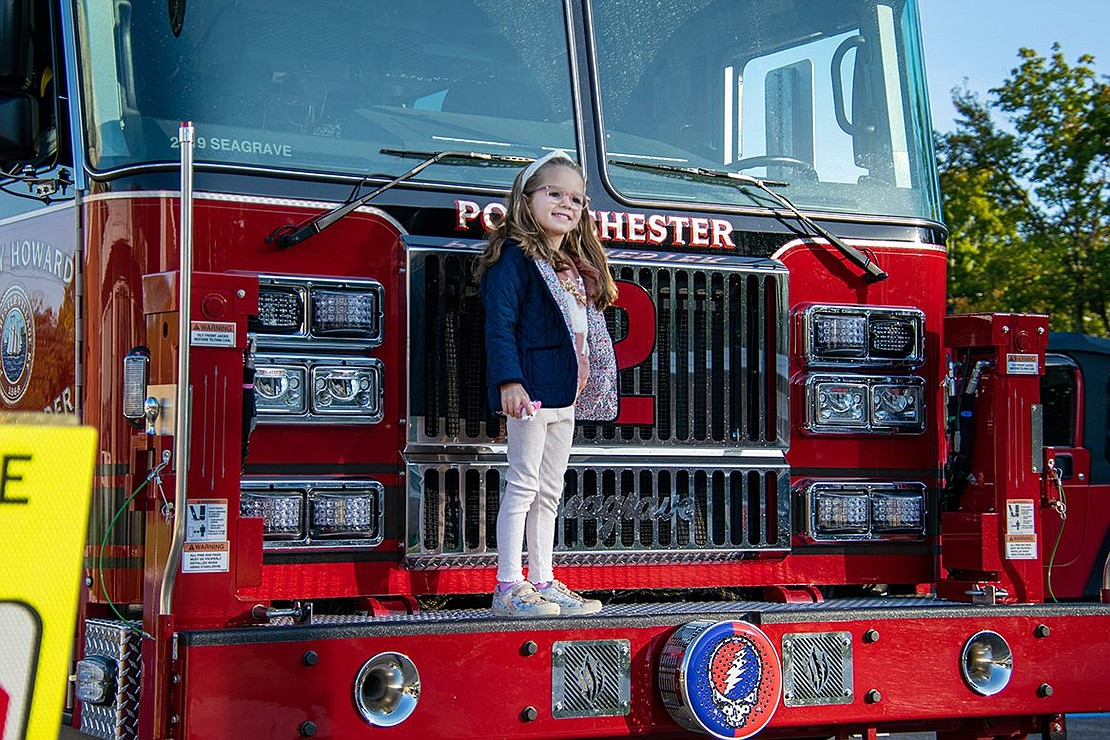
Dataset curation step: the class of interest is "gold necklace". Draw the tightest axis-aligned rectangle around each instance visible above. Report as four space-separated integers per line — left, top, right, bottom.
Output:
559 277 588 306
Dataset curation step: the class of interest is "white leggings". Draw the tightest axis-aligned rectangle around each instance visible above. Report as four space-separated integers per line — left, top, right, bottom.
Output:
496 405 575 584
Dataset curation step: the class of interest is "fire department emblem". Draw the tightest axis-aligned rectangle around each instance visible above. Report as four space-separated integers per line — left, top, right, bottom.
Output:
0 284 35 406
680 620 781 739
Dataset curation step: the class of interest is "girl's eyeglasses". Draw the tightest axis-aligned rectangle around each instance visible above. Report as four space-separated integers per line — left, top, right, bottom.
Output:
527 185 589 210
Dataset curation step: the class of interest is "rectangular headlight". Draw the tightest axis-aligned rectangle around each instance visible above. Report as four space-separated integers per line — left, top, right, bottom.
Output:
240 490 305 539
800 481 928 542
253 364 308 415
810 379 868 428
250 285 306 336
812 489 870 535
310 489 379 539
801 305 925 367
872 382 924 428
242 480 384 548
309 362 383 420
804 375 925 434
311 289 379 338
250 276 383 350
871 489 926 533
253 355 383 425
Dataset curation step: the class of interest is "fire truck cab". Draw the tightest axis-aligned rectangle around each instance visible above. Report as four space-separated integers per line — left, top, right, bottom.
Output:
2 0 1110 738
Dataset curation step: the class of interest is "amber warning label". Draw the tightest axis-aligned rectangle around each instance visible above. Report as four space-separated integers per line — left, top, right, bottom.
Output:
1005 499 1037 560
1006 353 1039 375
182 541 230 573
190 321 236 347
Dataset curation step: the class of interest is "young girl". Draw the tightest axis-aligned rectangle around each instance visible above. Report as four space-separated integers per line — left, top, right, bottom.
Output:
476 150 618 618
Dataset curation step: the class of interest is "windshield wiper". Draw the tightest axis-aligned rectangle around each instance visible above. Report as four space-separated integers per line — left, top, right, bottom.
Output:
608 159 887 283
266 149 532 249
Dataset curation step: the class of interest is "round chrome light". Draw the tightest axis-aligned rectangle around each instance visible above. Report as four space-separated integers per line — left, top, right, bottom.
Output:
353 652 420 727
960 630 1013 696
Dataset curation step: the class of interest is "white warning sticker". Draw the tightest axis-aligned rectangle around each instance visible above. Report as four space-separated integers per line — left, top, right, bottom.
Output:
1006 353 1039 375
190 320 236 347
186 500 228 543
1005 499 1037 559
182 541 230 573
1006 499 1036 535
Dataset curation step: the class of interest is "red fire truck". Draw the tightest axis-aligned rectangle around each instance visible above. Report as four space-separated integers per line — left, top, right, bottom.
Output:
2 0 1109 738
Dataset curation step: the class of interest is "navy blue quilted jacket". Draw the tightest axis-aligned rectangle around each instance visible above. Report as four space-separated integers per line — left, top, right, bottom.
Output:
481 240 579 412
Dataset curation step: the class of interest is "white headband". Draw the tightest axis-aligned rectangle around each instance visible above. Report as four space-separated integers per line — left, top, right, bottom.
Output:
519 149 576 189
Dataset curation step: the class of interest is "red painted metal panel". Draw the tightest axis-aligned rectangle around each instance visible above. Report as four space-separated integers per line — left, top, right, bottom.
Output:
177 608 1110 739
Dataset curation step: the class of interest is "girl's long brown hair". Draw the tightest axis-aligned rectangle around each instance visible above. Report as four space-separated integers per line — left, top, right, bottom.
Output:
474 158 617 310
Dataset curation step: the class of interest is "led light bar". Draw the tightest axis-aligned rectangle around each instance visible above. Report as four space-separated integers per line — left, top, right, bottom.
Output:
311 490 378 539
804 374 925 434
799 481 927 542
311 290 378 337
801 305 925 367
253 354 383 424
240 490 305 540
250 286 305 335
242 480 385 550
251 275 383 349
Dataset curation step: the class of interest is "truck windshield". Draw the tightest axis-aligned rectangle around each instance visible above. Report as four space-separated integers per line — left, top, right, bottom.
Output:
74 0 576 187
592 0 941 222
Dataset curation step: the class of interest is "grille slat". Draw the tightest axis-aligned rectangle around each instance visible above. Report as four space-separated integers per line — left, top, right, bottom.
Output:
409 249 787 447
406 460 790 563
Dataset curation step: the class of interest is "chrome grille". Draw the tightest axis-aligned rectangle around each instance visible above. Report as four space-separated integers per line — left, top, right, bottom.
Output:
405 457 790 565
407 244 789 448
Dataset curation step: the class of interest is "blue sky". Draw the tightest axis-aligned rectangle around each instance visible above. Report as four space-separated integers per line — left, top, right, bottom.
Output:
919 0 1110 132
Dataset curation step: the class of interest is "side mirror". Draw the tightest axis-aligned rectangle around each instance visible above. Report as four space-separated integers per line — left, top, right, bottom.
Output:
0 93 37 162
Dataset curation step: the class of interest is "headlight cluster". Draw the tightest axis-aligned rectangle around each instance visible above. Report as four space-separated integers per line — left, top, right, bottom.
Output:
804 375 925 433
798 481 927 542
241 480 384 548
801 305 924 366
250 275 384 349
798 305 925 435
253 354 383 424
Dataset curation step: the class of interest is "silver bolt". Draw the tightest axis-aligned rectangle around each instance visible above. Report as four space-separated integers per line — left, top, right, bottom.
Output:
1002 325 1010 333
237 289 246 298
1038 327 1046 334
554 701 563 711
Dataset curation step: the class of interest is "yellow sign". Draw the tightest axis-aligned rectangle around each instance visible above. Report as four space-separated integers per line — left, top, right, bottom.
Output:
0 417 95 740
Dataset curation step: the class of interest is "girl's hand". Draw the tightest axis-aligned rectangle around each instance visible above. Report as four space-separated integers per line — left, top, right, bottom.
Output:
500 383 533 418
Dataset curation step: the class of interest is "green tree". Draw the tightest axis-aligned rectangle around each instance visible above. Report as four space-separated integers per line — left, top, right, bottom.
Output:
939 45 1110 334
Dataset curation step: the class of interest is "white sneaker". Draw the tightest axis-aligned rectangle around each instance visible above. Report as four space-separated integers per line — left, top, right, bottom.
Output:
535 580 602 616
491 581 560 618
